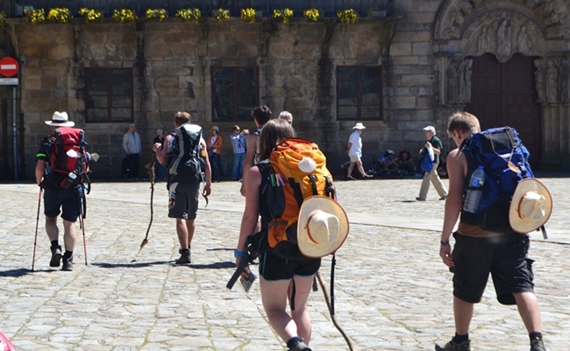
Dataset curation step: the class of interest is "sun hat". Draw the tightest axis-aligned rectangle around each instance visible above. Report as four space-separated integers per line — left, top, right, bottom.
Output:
297 196 349 258
352 122 366 130
45 111 74 127
423 125 436 134
156 129 164 136
509 179 553 234
211 126 220 133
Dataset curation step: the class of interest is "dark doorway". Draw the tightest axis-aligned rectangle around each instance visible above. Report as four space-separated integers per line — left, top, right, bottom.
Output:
465 53 542 166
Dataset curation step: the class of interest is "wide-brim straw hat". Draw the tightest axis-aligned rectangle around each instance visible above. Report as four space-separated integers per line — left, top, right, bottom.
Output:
352 123 366 130
509 179 553 233
45 111 74 127
297 196 349 258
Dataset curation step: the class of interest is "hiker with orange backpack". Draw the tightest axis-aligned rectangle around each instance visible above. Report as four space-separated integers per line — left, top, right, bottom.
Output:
35 111 91 271
235 119 349 351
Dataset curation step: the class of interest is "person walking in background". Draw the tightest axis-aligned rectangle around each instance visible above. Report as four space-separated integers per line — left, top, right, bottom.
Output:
153 111 212 265
207 126 224 182
436 111 548 351
123 123 141 181
153 129 166 181
230 125 248 181
416 125 448 201
278 111 293 125
346 122 372 180
241 105 272 196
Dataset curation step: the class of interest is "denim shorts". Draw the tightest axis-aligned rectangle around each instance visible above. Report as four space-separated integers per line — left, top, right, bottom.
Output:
43 184 80 222
451 232 534 305
258 251 321 281
168 182 199 220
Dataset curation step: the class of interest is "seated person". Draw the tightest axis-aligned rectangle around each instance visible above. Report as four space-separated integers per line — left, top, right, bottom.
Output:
396 150 415 175
379 150 398 170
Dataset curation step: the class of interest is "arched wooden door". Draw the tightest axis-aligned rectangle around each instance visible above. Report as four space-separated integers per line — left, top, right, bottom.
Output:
465 53 542 166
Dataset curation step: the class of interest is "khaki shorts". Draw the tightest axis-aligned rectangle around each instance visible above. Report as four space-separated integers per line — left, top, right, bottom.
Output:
349 154 361 162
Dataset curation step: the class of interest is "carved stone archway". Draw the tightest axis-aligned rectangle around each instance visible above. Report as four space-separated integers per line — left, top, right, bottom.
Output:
433 0 570 168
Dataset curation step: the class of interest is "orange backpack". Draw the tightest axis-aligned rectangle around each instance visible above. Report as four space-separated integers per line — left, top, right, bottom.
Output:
256 138 336 259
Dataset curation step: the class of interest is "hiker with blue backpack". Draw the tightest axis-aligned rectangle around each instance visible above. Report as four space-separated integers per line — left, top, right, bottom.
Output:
436 111 552 351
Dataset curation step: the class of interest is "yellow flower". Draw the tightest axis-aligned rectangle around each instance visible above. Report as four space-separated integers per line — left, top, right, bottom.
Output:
24 8 45 24
79 8 103 23
273 8 293 23
175 8 201 24
240 8 256 23
146 9 167 21
303 9 320 22
113 9 138 23
213 8 230 22
337 9 359 24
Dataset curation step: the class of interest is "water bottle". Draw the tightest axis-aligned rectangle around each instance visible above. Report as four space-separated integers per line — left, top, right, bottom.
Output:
62 172 77 189
463 166 485 213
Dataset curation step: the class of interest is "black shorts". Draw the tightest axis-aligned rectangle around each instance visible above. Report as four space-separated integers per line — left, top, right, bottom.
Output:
452 232 534 305
258 251 321 281
168 182 199 220
43 184 81 222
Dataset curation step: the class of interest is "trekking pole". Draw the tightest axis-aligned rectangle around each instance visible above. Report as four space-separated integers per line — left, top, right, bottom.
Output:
316 270 354 351
140 154 156 250
31 186 43 272
80 186 88 265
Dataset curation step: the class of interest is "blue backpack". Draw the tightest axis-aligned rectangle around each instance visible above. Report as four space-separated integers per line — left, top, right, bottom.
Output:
460 126 534 233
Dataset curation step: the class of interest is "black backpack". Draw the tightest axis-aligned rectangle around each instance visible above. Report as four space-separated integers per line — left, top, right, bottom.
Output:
166 123 205 183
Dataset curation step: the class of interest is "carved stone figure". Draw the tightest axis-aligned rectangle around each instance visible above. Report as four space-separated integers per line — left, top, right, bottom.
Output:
497 18 513 61
517 25 532 54
460 58 473 103
448 58 460 104
546 58 558 104
534 58 545 103
561 58 570 103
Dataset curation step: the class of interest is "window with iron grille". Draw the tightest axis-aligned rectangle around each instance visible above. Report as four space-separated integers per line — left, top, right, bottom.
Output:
85 68 134 123
337 66 382 120
212 67 259 121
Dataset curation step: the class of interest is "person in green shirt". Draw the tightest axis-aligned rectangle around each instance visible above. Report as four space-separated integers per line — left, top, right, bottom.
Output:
416 126 448 201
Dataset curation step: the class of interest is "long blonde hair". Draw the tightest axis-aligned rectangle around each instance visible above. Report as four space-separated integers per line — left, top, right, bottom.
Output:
258 119 296 161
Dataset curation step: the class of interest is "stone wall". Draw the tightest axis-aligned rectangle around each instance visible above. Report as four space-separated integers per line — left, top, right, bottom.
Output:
7 17 395 179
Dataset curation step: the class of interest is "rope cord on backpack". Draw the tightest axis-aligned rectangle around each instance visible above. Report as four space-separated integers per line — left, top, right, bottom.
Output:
309 175 318 195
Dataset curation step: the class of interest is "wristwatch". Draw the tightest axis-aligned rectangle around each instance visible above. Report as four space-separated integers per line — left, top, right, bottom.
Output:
440 240 450 246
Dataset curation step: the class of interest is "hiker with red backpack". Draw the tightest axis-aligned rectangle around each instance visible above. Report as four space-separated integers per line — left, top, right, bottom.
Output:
35 111 91 271
436 111 551 351
234 119 349 351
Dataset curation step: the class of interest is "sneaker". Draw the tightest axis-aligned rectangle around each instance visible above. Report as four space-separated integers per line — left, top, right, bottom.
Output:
440 195 447 200
435 339 471 351
50 245 62 267
61 256 73 271
530 337 546 351
289 341 312 351
175 249 191 265
416 197 426 201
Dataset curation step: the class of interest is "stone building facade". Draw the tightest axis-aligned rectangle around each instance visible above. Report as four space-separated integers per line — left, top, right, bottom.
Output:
1 0 569 181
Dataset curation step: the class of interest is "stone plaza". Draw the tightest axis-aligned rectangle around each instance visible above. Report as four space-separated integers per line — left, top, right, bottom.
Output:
0 176 568 350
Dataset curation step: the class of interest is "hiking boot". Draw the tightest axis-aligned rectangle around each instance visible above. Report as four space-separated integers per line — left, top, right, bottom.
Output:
440 195 448 200
434 339 471 351
61 256 73 271
175 249 191 265
530 337 547 351
289 341 312 351
416 197 426 201
50 245 62 267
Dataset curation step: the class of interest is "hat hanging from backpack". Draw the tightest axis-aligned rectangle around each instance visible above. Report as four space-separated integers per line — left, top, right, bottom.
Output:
297 196 349 258
509 179 552 234
45 111 74 127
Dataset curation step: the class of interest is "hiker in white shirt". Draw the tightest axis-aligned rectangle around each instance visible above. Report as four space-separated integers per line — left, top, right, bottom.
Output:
122 123 142 181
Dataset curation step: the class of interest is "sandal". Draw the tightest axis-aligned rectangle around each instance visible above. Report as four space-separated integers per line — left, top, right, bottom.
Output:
346 176 356 180
364 174 373 178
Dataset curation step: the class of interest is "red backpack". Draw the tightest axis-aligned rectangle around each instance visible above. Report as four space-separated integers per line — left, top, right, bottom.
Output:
48 127 88 188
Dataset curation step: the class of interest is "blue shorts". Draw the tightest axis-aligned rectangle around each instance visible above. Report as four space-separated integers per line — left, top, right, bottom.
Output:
258 251 321 281
43 184 81 222
452 232 534 305
168 182 199 220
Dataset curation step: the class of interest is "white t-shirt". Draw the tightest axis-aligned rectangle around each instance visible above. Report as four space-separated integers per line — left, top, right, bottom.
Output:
348 131 362 157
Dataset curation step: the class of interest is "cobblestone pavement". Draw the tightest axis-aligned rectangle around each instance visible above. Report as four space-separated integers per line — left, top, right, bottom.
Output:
0 176 568 350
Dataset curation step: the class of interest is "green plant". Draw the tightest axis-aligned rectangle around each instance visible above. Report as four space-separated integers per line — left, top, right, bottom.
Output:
273 8 293 23
146 8 167 21
337 9 359 23
213 8 230 22
47 7 72 23
24 8 46 24
240 8 256 23
79 8 103 23
175 8 201 24
303 8 320 22
113 9 138 22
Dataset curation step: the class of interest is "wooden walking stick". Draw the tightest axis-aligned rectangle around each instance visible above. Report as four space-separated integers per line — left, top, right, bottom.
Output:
140 153 156 250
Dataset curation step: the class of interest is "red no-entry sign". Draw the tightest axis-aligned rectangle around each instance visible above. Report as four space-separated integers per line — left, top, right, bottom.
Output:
0 57 19 77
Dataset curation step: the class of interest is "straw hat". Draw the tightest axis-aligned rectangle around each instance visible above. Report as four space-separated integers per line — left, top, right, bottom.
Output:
352 123 366 130
509 179 552 233
211 126 220 133
297 196 349 258
156 129 164 136
45 111 74 127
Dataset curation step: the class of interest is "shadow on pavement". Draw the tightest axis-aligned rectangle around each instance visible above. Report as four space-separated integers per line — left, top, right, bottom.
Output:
91 260 172 268
191 261 235 269
0 268 33 277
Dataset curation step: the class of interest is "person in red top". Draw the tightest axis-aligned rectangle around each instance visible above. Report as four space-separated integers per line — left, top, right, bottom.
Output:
207 126 224 182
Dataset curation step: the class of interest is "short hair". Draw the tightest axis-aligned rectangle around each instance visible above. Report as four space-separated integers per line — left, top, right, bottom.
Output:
278 111 293 124
258 119 296 161
447 111 480 136
252 105 272 126
174 111 191 126
232 125 240 131
129 123 136 127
